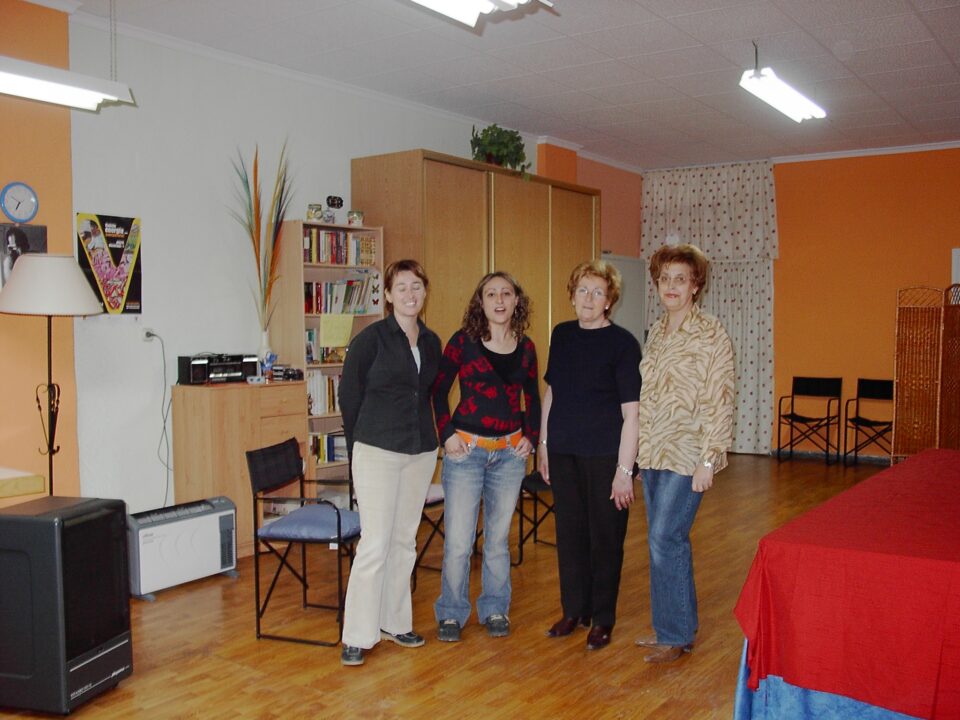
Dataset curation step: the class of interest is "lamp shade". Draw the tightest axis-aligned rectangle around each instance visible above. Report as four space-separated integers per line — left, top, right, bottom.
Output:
0 254 103 317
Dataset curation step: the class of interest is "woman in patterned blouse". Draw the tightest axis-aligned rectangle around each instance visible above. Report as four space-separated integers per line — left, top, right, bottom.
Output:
431 271 541 642
635 244 735 663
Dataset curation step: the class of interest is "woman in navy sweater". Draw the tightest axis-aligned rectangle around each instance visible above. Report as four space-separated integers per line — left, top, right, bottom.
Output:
538 259 641 651
431 271 541 642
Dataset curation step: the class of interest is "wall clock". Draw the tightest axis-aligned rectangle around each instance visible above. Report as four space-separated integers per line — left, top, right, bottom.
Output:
1 181 39 223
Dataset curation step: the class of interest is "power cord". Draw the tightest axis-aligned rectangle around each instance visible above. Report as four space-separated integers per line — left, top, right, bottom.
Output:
144 329 173 507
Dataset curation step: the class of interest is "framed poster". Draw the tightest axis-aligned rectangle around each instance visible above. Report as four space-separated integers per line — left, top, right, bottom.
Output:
76 213 142 314
1 223 47 289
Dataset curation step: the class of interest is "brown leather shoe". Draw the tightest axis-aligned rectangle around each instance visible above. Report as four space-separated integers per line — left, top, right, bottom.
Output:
586 625 613 650
642 643 693 663
546 616 590 638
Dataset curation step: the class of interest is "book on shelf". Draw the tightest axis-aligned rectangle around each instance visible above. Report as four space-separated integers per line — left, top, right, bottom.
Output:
303 272 382 315
310 431 347 464
302 227 378 266
307 368 342 415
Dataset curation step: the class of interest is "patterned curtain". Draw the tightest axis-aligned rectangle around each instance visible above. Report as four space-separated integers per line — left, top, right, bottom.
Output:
640 161 778 455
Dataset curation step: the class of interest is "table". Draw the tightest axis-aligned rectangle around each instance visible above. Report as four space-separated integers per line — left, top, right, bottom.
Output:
0 466 45 502
734 449 960 720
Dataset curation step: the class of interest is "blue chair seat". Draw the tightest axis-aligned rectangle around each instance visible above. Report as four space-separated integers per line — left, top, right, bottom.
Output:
259 504 361 543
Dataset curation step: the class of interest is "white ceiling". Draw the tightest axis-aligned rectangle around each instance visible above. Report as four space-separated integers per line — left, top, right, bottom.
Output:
72 0 960 170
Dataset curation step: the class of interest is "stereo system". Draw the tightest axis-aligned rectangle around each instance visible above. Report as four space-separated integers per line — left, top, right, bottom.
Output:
177 354 260 385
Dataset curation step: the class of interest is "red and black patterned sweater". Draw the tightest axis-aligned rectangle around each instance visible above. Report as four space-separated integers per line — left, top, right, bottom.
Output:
431 330 541 445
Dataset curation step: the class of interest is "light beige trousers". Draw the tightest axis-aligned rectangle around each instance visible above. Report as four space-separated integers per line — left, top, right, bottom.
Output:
341 441 436 649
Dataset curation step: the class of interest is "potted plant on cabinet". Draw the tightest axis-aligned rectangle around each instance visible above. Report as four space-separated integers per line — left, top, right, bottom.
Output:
470 124 530 173
231 143 292 362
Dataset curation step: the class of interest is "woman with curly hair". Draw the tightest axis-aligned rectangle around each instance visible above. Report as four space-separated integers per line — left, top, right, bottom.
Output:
431 271 541 642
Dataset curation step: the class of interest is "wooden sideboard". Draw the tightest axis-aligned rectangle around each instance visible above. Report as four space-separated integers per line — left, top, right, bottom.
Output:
172 381 308 558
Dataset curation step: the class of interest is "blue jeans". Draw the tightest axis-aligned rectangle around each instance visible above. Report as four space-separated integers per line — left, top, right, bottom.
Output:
640 468 703 646
434 445 526 626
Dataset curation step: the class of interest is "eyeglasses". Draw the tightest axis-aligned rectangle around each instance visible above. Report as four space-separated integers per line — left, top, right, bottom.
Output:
575 287 607 299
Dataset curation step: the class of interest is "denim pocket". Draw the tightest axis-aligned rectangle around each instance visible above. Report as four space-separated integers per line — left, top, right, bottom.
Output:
444 447 473 464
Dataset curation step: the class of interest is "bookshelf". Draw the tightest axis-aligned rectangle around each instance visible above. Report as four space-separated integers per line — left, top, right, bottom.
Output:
274 220 384 494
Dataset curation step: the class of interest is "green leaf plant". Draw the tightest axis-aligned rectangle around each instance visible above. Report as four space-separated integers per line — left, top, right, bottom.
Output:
470 124 530 173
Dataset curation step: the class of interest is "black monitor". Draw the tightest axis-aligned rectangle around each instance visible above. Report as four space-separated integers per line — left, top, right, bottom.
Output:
0 497 133 714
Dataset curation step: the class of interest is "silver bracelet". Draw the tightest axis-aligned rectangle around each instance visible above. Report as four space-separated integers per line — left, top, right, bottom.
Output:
617 464 632 477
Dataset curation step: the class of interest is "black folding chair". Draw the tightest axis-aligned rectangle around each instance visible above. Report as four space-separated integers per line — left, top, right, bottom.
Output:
246 437 361 646
412 483 444 591
843 378 893 465
512 469 555 567
777 377 842 464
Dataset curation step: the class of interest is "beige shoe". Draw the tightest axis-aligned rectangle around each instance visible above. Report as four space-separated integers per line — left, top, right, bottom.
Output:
642 643 694 664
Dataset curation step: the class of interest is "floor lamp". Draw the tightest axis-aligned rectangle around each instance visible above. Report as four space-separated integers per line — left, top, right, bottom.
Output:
0 254 103 494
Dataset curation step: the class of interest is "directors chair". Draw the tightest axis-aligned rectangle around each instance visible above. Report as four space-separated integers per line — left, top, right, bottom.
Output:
843 378 894 465
412 483 444 591
512 468 555 567
777 377 842 464
246 437 361 646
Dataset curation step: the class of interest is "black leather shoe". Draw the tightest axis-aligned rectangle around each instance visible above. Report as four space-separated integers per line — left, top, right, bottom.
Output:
546 616 590 638
586 625 613 650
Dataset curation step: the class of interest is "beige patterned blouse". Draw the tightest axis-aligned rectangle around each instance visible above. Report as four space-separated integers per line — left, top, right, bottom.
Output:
637 303 736 476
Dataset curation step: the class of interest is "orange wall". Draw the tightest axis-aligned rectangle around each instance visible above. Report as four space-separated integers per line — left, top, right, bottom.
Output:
773 149 960 447
537 143 577 184
578 157 642 257
0 0 79 498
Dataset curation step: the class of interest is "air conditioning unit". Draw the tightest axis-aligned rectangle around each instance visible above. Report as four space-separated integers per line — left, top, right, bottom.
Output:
127 496 236 598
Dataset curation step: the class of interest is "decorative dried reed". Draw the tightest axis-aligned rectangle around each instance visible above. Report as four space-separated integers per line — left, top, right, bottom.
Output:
231 143 291 332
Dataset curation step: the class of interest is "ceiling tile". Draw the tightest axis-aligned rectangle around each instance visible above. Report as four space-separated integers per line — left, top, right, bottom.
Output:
668 2 800 45
575 20 701 57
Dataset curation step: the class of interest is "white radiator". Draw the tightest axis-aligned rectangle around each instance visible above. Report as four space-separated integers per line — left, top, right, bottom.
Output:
127 496 236 597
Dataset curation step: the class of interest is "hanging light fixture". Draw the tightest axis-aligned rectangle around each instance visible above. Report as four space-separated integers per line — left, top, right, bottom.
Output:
0 55 132 112
408 0 554 28
739 42 825 123
0 0 132 112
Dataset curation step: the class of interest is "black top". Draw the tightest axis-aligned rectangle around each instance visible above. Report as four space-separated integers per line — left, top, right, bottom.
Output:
432 330 541 443
339 313 442 456
544 321 641 457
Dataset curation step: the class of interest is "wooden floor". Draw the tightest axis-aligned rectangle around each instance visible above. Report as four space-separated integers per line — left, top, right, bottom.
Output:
9 455 884 719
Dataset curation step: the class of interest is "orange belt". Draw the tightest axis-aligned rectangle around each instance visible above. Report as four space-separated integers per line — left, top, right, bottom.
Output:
456 429 523 451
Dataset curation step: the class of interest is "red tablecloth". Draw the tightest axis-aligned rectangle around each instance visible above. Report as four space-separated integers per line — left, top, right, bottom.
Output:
734 449 960 720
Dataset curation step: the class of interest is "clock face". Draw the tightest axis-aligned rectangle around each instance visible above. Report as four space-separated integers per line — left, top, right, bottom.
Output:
0 182 39 223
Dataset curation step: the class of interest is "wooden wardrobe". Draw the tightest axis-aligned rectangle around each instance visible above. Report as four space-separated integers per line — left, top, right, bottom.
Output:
351 149 600 365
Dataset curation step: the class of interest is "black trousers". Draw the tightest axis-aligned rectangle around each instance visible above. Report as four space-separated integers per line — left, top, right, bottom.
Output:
549 452 630 627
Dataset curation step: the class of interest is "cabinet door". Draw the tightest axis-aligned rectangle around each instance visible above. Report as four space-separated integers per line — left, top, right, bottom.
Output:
423 159 488 344
550 187 597 329
491 173 550 377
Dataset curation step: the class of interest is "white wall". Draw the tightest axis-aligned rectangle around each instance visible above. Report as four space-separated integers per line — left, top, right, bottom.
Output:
70 20 537 512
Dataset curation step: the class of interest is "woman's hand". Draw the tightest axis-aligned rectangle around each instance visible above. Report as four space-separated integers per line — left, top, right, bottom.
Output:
538 448 550 485
514 436 534 459
610 472 634 510
692 464 714 492
444 434 468 458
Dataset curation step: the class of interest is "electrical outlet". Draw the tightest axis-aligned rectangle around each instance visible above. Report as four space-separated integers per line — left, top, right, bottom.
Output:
142 327 156 342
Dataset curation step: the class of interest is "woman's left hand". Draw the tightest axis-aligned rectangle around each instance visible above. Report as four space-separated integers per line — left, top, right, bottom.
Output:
610 472 634 510
514 436 534 459
692 465 714 493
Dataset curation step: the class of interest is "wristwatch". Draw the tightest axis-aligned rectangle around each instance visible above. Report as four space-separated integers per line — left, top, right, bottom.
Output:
702 460 714 470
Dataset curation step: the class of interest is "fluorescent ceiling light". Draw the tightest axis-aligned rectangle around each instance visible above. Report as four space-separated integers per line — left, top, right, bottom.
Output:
739 67 826 123
409 0 553 27
0 55 133 112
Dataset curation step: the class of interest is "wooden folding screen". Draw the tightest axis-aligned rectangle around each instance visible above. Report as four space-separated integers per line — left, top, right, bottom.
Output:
892 285 960 462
